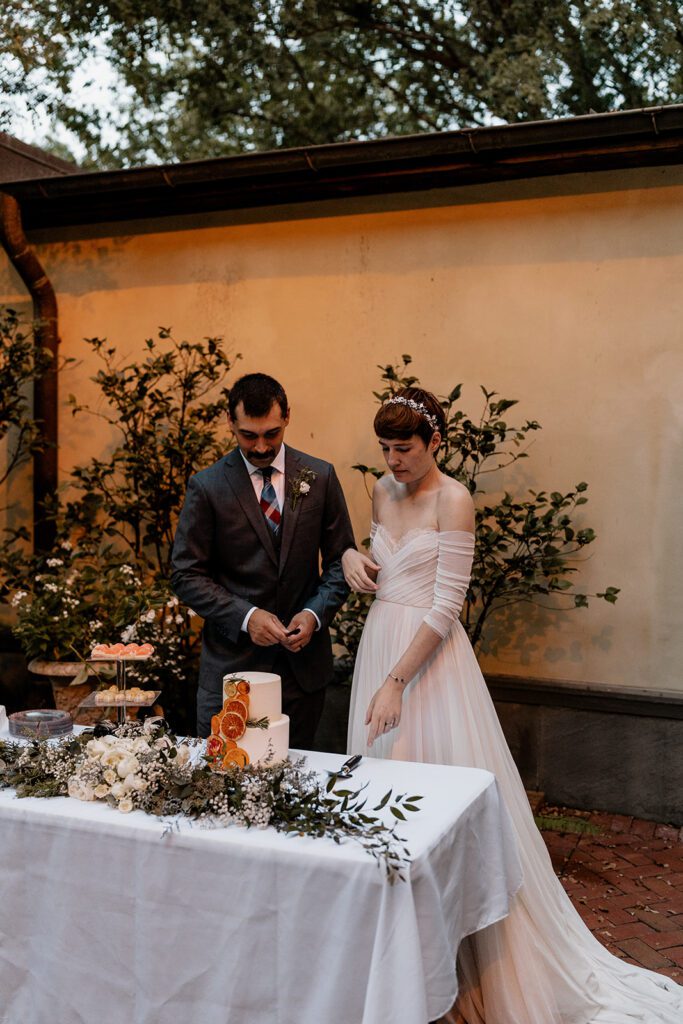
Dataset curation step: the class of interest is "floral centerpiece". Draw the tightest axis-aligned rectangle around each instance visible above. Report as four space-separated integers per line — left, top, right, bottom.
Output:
0 720 421 882
1 532 197 722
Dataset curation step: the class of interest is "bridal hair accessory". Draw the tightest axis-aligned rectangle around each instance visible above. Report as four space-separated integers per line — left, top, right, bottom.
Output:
385 396 439 431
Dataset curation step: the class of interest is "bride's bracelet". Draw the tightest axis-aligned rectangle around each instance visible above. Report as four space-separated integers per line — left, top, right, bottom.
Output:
388 671 407 686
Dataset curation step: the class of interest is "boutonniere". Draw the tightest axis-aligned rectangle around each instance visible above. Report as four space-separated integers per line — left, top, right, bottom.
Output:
290 466 317 510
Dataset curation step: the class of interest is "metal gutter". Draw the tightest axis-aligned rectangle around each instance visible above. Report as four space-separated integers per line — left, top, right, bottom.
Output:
3 105 683 230
0 193 59 550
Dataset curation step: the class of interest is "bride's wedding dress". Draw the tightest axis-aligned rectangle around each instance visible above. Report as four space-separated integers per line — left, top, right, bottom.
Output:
347 524 683 1023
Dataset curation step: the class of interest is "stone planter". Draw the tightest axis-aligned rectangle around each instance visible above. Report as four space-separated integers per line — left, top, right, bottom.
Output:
27 659 108 726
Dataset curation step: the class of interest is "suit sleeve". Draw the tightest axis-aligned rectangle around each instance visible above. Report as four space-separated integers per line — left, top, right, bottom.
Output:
171 474 252 644
302 466 355 630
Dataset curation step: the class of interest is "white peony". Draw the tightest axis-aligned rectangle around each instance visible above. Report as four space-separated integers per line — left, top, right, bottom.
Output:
110 780 128 799
116 755 140 778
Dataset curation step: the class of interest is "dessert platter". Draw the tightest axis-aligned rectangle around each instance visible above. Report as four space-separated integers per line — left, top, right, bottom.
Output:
79 642 159 723
206 671 290 770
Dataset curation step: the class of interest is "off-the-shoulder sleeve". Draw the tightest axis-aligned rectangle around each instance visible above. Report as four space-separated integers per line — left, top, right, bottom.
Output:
423 531 475 639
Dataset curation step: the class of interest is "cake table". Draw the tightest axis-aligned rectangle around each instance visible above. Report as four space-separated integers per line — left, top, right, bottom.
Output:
0 746 522 1024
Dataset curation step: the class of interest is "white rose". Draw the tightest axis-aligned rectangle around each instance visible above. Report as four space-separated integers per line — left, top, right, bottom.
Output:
125 773 146 791
118 797 134 813
110 781 128 799
67 777 83 799
86 739 107 757
117 755 140 778
133 738 151 754
104 769 118 785
94 784 110 798
101 750 125 767
299 482 310 494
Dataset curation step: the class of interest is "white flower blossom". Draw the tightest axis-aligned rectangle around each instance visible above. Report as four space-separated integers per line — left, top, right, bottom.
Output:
175 615 184 625
299 481 310 494
94 784 110 798
166 596 179 608
117 755 140 778
118 797 134 813
101 749 125 768
46 558 63 567
145 609 156 623
86 739 107 757
10 591 27 607
104 769 117 785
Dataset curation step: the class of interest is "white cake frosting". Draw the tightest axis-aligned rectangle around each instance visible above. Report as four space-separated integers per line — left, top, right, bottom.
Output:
222 671 289 765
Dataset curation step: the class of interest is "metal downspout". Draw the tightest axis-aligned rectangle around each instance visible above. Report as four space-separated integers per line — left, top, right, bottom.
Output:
0 191 58 551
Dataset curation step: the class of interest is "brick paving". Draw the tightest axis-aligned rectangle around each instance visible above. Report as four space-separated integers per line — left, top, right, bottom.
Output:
537 802 683 983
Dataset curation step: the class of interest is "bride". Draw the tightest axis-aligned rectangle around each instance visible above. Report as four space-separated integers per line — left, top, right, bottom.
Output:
343 387 682 1023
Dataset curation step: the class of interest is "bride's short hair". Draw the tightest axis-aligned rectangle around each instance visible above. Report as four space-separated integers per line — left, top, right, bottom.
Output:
374 387 445 446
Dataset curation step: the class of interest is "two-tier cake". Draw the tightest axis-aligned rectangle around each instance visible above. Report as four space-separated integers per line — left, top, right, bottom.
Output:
207 671 290 769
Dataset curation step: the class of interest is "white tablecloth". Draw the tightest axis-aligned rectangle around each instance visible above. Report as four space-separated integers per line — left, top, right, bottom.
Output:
0 748 522 1024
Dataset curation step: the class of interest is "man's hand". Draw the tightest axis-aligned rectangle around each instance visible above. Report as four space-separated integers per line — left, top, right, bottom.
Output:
247 609 289 647
281 611 317 653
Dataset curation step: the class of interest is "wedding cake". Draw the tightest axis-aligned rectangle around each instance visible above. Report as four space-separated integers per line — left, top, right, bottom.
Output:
206 671 290 769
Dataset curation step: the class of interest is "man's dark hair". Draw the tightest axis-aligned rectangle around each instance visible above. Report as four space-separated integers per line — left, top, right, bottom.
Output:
228 373 289 419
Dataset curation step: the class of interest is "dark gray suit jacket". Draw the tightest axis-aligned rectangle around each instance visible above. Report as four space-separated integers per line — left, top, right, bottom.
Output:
171 445 355 696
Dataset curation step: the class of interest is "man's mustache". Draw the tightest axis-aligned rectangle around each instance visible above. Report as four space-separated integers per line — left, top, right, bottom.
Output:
247 450 276 462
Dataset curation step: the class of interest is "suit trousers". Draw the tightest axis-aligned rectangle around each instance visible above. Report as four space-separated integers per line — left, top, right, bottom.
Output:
196 651 326 751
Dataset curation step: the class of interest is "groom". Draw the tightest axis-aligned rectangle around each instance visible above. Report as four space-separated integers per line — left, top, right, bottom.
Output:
171 372 355 747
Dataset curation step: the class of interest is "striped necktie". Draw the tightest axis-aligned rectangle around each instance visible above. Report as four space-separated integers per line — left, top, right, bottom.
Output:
259 467 281 535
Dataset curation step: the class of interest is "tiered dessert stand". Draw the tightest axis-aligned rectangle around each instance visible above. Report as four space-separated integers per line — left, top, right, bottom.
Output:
79 653 160 725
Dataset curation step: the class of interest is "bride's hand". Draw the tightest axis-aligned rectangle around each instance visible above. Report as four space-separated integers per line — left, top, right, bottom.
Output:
342 548 381 593
365 679 404 746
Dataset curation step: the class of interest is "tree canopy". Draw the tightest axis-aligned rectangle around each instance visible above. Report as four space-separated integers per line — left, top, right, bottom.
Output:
2 1 682 168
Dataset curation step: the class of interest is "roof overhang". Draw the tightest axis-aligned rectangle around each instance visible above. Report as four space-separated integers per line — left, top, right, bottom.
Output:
3 105 683 230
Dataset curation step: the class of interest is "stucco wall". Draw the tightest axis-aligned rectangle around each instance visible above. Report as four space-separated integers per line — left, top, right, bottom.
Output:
2 166 682 695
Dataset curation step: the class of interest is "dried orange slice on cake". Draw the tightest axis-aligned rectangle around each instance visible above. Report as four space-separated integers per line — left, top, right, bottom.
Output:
236 680 250 696
222 747 249 769
223 681 238 700
224 699 249 721
220 711 246 741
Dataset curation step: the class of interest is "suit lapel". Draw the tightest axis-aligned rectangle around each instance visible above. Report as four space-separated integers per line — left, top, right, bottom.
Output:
278 447 303 574
223 450 278 566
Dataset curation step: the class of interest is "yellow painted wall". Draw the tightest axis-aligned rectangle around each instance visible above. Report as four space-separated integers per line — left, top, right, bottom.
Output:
2 167 682 694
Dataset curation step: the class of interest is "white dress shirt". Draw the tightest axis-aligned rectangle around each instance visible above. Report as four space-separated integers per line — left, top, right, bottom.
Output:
239 445 320 633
